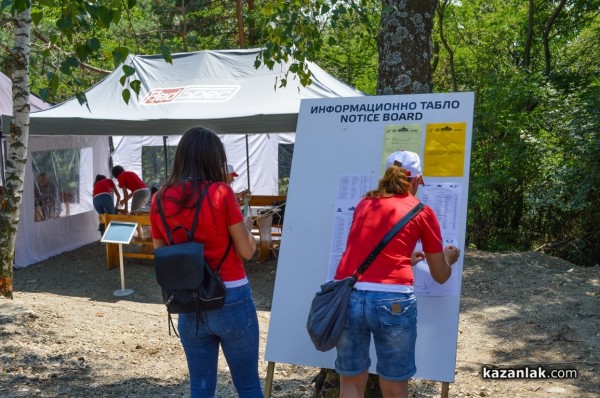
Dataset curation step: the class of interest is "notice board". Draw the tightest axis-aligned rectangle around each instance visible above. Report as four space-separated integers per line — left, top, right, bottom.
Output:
265 92 474 382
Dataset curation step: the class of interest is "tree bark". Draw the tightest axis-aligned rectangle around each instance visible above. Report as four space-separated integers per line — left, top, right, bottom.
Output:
543 0 567 76
0 6 31 299
523 0 534 69
236 0 246 48
377 0 437 95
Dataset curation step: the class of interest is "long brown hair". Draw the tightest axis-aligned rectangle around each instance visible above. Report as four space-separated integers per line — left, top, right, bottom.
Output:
364 165 411 198
159 127 228 210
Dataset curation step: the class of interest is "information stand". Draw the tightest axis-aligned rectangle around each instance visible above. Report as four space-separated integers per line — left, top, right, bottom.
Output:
264 92 475 396
100 221 138 297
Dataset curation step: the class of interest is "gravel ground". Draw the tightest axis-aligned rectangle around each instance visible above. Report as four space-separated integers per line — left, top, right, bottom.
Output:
1 242 599 397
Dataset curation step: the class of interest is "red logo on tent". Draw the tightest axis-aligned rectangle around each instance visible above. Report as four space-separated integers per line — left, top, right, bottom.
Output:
142 88 185 104
142 86 240 104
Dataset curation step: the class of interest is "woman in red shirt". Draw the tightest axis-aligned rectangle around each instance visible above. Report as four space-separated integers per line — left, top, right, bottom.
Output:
333 151 460 398
150 127 260 398
92 174 121 235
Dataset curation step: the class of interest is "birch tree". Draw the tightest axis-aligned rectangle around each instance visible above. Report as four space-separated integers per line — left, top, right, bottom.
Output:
0 0 168 298
0 3 30 299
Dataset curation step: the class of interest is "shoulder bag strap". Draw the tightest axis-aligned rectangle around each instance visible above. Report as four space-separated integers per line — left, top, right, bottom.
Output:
353 201 425 278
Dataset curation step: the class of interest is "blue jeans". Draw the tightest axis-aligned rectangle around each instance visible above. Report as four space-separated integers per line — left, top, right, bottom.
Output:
93 194 115 233
93 194 115 215
177 283 263 398
335 290 417 381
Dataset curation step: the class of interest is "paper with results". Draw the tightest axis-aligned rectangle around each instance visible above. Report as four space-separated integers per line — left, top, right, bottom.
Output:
413 182 462 296
328 174 378 280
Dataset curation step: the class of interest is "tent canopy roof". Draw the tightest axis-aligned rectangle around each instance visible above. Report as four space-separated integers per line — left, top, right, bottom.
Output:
19 48 362 136
1 72 50 116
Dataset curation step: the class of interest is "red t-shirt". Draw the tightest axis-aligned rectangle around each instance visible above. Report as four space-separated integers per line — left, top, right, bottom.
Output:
93 179 116 196
117 171 147 192
334 193 443 286
150 182 245 282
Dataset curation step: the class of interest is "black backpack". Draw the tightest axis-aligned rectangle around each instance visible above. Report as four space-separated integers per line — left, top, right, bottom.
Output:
154 183 231 335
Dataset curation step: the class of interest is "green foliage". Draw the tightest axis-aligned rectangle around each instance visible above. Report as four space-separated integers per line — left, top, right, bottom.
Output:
257 0 366 88
0 0 172 104
313 0 379 94
1 0 597 268
435 0 600 265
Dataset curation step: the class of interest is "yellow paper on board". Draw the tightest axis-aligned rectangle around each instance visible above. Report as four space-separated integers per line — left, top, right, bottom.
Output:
381 124 422 175
423 123 466 176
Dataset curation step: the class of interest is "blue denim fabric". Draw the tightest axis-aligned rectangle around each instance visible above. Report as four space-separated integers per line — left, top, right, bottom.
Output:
335 290 417 381
177 283 263 398
93 194 115 215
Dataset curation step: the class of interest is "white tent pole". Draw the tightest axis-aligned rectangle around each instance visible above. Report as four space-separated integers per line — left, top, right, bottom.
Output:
245 134 251 191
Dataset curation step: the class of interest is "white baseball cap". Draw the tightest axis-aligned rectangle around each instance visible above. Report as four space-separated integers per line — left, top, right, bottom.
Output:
385 151 422 178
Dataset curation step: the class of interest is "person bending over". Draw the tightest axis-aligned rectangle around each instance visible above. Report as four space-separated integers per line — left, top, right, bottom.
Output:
93 174 121 235
111 165 150 212
333 150 460 398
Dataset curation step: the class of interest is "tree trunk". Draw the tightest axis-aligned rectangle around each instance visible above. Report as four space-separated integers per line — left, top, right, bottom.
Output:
377 0 437 95
543 0 567 77
523 0 534 69
236 0 246 48
0 7 31 299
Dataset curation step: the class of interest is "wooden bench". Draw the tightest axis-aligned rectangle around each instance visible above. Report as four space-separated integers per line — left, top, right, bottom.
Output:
99 213 154 270
246 195 286 262
247 195 287 207
99 195 287 267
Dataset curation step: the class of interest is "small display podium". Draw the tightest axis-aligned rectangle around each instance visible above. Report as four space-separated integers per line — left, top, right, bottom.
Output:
101 221 138 297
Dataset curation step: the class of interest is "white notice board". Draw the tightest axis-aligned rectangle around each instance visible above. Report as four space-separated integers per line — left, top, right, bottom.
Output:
265 92 474 382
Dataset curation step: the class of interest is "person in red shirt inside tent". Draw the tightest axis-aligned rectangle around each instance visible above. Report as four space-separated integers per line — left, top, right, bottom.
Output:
149 127 261 398
111 165 150 213
333 150 460 398
92 174 121 235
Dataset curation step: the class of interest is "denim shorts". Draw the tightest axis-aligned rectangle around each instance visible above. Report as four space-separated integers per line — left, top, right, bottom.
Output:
335 290 417 381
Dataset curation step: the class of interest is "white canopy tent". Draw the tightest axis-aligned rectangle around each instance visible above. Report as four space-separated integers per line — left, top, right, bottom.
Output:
2 48 362 268
0 72 51 186
21 48 362 135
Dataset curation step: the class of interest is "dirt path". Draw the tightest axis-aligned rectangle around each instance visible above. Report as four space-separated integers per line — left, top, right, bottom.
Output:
1 243 598 397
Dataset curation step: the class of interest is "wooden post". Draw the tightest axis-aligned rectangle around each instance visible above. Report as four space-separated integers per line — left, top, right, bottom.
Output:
264 361 275 398
441 382 450 398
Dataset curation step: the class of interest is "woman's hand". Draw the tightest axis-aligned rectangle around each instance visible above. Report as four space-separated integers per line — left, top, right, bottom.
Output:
443 245 461 265
243 215 255 230
411 250 425 266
